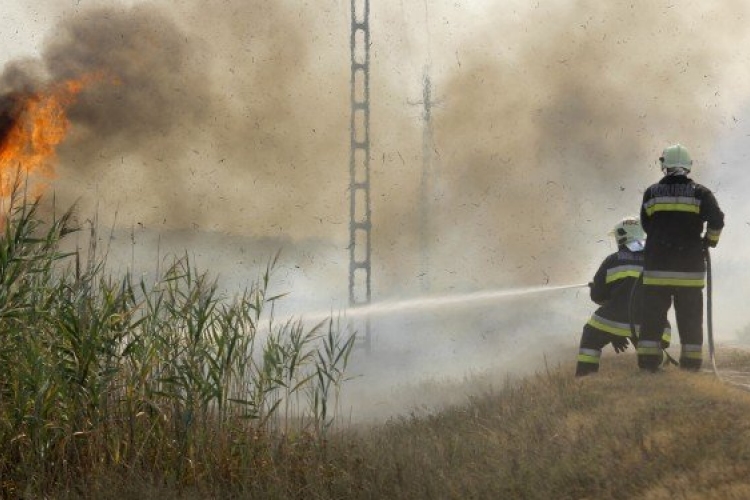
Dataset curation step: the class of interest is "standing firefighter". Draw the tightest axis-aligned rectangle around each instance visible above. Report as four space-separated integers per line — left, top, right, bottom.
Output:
576 217 671 377
637 144 725 372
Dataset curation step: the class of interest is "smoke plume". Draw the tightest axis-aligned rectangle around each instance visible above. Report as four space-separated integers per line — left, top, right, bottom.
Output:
418 1 750 289
2 0 750 420
2 0 750 320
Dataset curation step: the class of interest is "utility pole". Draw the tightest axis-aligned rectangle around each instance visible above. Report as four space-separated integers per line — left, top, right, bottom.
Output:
412 66 438 293
348 0 372 350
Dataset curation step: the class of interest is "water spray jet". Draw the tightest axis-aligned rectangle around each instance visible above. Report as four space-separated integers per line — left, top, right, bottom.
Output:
276 282 589 326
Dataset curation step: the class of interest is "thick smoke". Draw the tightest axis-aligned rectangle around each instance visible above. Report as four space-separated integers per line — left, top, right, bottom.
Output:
44 5 212 161
2 2 750 413
4 1 749 289
1 0 748 301
1 1 350 238
0 92 25 148
420 1 750 289
2 0 749 300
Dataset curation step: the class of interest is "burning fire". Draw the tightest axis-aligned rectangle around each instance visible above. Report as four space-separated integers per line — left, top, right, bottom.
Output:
0 73 107 199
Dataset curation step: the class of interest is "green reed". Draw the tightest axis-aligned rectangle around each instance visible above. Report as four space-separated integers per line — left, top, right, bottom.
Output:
0 191 355 497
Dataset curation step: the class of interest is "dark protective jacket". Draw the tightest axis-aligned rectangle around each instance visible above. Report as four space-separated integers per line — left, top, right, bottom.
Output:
640 175 725 287
586 246 657 339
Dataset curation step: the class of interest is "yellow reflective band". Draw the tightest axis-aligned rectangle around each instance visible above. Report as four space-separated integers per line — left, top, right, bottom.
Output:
638 346 661 355
577 354 600 364
681 351 703 360
681 345 702 360
645 203 700 216
587 315 670 339
643 277 705 287
587 317 631 337
706 228 721 243
605 270 642 283
638 340 661 356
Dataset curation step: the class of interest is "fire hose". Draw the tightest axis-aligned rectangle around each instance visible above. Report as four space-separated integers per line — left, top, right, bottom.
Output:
705 246 750 392
705 247 750 390
705 246 719 377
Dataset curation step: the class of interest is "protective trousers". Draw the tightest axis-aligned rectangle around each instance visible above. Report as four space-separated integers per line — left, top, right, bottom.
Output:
575 324 618 376
638 285 703 371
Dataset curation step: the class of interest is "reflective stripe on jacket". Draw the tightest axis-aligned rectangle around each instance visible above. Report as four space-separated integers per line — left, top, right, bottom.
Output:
589 248 644 327
640 175 724 282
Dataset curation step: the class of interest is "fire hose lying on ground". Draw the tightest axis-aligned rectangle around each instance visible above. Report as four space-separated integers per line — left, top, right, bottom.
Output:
703 249 750 390
705 246 718 377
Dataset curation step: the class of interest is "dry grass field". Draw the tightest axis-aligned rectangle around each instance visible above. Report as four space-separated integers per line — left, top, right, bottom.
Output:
307 350 750 500
48 349 750 500
2 198 750 499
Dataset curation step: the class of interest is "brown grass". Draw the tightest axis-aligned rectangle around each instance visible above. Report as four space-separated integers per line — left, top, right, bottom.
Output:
12 348 750 499
4 196 750 498
312 350 750 500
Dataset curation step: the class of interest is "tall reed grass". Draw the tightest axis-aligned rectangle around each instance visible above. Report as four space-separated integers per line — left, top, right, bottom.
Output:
0 190 355 497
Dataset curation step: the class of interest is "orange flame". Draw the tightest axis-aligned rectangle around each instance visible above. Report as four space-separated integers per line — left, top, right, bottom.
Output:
0 73 108 199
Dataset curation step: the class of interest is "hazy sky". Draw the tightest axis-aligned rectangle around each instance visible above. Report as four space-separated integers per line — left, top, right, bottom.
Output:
2 0 750 341
1 4 39 60
5 2 750 422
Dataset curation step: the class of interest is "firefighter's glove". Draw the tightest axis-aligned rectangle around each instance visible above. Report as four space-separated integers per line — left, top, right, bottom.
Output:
703 236 717 249
611 336 629 354
587 281 593 288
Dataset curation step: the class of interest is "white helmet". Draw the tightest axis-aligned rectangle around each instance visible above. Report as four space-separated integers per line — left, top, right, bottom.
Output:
611 216 645 251
659 144 693 175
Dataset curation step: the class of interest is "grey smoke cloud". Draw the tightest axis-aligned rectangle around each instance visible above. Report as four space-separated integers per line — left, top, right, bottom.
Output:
2 1 750 420
0 1 348 238
1 0 749 299
413 1 750 289
46 5 211 154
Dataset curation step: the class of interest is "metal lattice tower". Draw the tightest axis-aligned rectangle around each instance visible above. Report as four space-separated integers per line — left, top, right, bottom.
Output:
349 0 372 350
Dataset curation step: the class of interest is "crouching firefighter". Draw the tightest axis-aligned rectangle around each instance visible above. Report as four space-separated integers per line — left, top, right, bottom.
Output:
576 217 671 377
637 144 725 372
